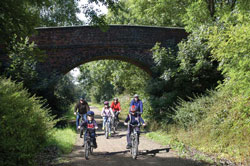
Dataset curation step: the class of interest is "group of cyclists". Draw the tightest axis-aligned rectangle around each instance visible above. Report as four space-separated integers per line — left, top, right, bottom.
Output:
74 94 145 150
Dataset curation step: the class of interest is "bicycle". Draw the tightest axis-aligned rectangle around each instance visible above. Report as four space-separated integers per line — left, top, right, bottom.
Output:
84 129 94 160
111 112 119 133
104 116 111 139
128 123 140 159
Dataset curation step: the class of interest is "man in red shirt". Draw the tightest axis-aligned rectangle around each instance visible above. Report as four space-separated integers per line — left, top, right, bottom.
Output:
110 97 121 121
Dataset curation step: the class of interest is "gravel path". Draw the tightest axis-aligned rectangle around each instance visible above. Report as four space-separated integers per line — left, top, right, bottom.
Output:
54 106 209 166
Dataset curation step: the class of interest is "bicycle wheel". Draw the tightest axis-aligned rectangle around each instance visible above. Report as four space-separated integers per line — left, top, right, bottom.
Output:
105 122 109 139
132 134 138 159
89 144 93 155
84 141 89 160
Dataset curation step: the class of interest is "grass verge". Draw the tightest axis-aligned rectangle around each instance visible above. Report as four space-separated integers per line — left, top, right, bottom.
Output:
47 127 77 154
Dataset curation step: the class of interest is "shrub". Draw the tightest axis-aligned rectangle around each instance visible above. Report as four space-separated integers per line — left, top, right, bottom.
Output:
0 77 54 166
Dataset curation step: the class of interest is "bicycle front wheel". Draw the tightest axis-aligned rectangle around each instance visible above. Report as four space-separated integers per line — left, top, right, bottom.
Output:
105 122 109 139
84 141 89 160
132 135 138 159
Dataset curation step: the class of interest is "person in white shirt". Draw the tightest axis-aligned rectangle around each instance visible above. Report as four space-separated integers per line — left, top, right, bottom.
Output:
101 101 114 135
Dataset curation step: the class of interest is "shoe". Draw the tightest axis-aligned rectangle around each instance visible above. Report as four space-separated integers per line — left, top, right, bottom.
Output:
102 127 104 130
126 143 132 149
82 144 85 147
80 134 83 138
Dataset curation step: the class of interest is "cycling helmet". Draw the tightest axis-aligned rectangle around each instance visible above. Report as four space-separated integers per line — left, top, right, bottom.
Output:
87 111 94 116
134 94 139 98
130 105 136 113
104 101 109 105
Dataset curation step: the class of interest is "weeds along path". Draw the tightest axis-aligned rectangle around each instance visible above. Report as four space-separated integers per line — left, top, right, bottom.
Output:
54 106 208 166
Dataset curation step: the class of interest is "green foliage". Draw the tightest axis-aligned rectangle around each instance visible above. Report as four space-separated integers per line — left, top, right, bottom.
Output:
47 127 76 154
78 60 149 103
0 77 54 166
173 91 216 129
6 36 44 93
40 0 82 26
147 31 221 122
53 74 78 119
0 0 47 45
106 0 191 27
170 90 250 164
208 12 250 98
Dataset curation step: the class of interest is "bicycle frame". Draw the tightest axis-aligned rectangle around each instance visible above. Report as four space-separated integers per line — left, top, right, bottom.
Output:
130 124 140 159
104 116 111 139
111 113 119 133
84 130 93 160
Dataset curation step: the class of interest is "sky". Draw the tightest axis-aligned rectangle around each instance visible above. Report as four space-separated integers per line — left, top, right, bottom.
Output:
70 0 108 80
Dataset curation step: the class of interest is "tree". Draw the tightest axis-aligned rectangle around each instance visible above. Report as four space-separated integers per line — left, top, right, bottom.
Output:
106 0 191 27
39 0 82 26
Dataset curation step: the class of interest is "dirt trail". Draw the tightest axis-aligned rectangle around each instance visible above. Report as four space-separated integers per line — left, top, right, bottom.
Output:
54 106 209 166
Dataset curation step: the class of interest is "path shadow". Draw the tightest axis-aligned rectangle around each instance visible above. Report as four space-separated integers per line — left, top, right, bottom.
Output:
52 144 212 166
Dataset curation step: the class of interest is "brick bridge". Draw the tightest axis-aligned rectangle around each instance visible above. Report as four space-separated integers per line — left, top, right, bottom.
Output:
31 25 187 75
0 25 187 75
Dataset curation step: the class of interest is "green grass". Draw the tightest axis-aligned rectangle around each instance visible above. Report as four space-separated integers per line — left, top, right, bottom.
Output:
146 90 250 165
47 127 77 154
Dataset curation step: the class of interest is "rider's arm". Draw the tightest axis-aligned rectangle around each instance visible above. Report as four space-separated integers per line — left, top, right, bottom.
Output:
101 108 105 116
74 103 78 113
80 120 87 127
94 120 98 129
110 102 114 109
118 102 121 111
140 101 143 114
86 102 90 111
124 115 130 123
110 108 115 117
139 116 145 124
130 100 134 107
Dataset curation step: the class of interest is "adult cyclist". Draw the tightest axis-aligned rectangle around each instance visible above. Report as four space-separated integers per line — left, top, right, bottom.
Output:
130 94 143 114
74 97 90 136
111 97 121 122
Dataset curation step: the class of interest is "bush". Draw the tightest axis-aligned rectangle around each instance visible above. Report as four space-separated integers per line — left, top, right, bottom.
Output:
0 77 54 166
171 90 250 163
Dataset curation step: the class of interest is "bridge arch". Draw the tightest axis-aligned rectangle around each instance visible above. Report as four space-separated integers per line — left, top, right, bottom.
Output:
30 25 187 75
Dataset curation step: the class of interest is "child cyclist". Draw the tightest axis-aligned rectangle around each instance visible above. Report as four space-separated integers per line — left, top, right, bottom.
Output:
101 101 114 135
78 111 98 148
124 105 146 149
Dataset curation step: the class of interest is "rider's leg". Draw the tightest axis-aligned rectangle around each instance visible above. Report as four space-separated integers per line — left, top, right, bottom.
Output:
80 114 86 137
108 117 111 135
82 130 87 147
126 126 132 149
80 126 84 138
76 113 80 130
102 117 106 130
116 112 120 121
136 126 140 144
83 113 87 121
91 132 97 148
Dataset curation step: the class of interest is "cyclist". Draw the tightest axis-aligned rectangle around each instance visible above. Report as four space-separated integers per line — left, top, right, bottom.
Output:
74 97 90 130
101 101 114 135
110 97 121 122
78 111 98 148
124 105 146 149
130 94 143 114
